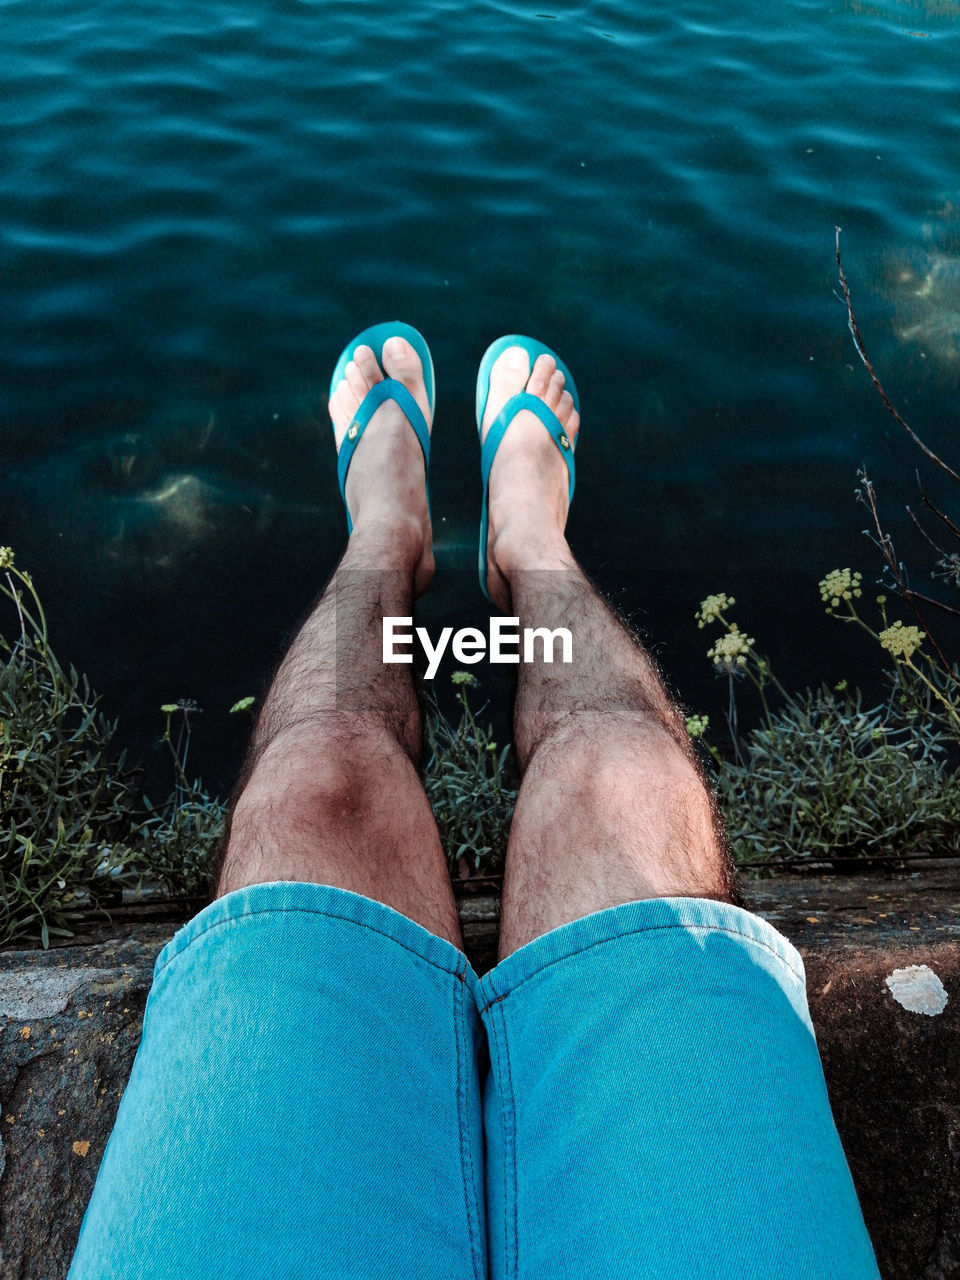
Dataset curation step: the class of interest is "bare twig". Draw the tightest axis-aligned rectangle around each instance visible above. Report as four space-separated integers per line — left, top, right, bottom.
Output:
907 504 949 560
898 589 960 620
858 471 953 664
835 226 960 485
918 492 960 543
904 507 960 607
838 234 960 658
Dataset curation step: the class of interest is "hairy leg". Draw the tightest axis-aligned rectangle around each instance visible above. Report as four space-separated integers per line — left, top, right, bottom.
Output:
479 346 737 959
216 336 461 948
476 347 875 1280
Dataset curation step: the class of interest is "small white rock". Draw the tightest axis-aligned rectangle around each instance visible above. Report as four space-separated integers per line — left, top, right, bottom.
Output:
885 964 948 1016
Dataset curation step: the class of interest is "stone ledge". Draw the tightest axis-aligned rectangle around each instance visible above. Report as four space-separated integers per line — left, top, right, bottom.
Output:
1 867 957 1280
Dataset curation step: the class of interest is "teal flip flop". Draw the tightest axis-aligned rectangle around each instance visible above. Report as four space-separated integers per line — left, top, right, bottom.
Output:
329 321 434 535
475 335 580 602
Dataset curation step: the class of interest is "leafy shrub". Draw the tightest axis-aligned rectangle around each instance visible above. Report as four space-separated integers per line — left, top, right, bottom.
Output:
716 686 960 864
1 550 136 947
132 701 225 898
135 791 224 898
893 659 960 742
424 674 517 876
692 579 960 865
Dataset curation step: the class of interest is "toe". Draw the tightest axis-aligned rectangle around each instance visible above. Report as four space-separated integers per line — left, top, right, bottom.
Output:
345 359 372 404
481 346 530 436
381 335 417 375
545 368 566 412
527 352 556 400
329 344 385 446
494 346 531 385
329 381 360 447
352 344 384 387
562 397 581 443
381 335 432 430
330 383 352 418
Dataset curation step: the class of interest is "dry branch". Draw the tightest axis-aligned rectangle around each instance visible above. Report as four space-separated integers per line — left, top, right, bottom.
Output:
835 226 960 485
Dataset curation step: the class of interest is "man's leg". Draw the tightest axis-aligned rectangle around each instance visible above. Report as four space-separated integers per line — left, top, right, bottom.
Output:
477 345 736 958
68 337 486 1280
217 334 459 945
475 345 879 1279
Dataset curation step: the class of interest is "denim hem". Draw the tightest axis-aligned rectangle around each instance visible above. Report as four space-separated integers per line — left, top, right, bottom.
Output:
477 896 806 1010
153 880 480 995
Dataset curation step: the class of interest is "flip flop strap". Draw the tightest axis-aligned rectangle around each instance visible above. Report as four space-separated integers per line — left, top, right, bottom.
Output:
480 391 575 500
337 378 431 504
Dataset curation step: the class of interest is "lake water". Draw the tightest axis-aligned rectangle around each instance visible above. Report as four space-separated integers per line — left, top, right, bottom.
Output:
4 0 960 790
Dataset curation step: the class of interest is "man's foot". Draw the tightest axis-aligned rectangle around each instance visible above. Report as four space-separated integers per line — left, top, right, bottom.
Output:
480 346 581 610
329 336 434 595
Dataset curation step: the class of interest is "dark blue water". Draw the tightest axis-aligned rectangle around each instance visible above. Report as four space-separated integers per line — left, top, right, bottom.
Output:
4 0 960 789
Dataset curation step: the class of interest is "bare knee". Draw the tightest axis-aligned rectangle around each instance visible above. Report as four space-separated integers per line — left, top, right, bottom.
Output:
236 716 407 833
592 744 735 897
521 716 737 901
216 719 410 895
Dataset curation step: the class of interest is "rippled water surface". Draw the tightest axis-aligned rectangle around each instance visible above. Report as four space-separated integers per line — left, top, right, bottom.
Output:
4 0 960 782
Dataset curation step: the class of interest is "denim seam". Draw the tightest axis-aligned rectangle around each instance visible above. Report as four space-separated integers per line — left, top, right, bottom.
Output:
155 904 465 981
486 999 509 1280
480 919 803 1012
466 1010 486 1280
454 963 485 1280
495 1000 519 1280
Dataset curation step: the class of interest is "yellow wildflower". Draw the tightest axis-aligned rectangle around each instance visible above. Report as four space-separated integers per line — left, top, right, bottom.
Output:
695 593 735 628
708 628 754 669
819 568 862 609
879 621 924 660
685 714 709 739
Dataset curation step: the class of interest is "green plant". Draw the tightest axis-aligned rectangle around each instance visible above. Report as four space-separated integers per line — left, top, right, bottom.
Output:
692 580 960 865
716 684 960 865
889 657 960 741
692 592 789 765
819 568 960 738
424 672 517 875
132 700 227 898
0 548 137 947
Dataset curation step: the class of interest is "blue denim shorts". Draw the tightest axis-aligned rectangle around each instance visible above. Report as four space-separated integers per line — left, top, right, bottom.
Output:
68 882 879 1279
